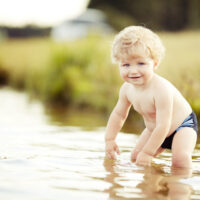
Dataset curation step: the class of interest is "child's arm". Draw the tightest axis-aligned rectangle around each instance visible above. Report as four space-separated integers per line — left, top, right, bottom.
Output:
105 83 131 160
136 86 173 166
131 128 151 161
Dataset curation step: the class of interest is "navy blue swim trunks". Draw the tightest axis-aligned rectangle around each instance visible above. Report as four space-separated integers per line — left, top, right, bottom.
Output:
161 111 198 149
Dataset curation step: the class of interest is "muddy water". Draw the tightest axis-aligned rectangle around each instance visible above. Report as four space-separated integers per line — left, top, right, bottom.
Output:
0 88 200 200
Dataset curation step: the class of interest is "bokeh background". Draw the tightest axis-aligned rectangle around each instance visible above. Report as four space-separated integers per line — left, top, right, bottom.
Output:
0 0 200 132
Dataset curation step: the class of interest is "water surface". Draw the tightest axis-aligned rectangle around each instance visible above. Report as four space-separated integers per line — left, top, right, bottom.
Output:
0 88 200 200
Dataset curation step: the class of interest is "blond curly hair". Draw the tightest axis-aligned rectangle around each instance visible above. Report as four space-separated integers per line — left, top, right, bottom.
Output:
111 26 165 66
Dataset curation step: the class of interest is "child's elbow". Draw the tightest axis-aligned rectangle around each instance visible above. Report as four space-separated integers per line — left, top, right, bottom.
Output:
156 122 171 133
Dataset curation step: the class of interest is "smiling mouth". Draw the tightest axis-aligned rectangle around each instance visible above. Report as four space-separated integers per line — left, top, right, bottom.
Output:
128 76 141 79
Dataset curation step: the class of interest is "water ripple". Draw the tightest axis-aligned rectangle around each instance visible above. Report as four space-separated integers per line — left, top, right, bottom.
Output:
0 88 200 200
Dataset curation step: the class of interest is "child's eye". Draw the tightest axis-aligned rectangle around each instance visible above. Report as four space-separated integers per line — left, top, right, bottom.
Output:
138 62 145 66
122 64 130 67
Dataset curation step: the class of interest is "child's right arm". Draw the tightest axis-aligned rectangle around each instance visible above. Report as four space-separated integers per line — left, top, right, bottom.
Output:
131 128 151 161
105 84 131 160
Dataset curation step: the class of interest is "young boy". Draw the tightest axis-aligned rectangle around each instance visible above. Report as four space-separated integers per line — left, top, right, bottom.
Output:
105 26 198 168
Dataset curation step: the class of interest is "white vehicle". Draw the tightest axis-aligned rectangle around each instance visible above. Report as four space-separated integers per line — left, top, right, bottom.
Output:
51 9 113 41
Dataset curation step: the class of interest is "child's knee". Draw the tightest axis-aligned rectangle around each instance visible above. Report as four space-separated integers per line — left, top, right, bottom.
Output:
172 152 192 168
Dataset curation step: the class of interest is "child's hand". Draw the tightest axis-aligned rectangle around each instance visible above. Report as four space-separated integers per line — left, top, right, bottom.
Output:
136 151 153 166
105 140 120 160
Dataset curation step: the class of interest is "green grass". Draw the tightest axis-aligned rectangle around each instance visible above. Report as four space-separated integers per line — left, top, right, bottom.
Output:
158 31 200 114
0 31 200 117
0 35 121 113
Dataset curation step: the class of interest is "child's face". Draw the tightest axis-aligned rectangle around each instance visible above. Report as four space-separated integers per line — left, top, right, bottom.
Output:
118 56 156 87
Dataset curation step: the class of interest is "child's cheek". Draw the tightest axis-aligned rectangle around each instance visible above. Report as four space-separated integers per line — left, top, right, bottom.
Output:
120 71 127 80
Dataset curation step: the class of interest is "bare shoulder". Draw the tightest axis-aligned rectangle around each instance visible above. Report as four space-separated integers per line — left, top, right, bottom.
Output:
118 82 132 105
153 75 174 96
113 83 132 114
119 82 131 97
152 75 175 109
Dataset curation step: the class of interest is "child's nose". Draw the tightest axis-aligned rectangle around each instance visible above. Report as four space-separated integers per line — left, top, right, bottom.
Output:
129 66 138 74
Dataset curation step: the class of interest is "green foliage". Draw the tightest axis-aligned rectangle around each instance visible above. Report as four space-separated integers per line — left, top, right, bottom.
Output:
89 0 200 31
0 32 200 118
0 36 121 112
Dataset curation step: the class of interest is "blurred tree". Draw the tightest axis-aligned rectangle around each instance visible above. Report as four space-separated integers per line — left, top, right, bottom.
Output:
162 0 189 30
88 0 200 31
0 25 51 38
187 0 200 29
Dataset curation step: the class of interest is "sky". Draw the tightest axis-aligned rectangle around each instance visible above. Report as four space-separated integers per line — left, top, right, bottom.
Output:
0 0 90 27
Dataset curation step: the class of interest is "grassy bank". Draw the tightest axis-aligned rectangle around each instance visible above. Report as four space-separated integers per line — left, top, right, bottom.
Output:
0 32 200 119
0 35 121 113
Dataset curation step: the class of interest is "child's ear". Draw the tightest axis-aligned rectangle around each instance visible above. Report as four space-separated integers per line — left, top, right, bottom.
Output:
153 60 159 69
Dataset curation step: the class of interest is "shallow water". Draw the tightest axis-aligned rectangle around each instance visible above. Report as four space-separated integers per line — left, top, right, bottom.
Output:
0 88 200 200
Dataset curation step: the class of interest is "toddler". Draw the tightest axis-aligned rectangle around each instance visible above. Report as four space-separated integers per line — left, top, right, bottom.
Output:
105 26 198 168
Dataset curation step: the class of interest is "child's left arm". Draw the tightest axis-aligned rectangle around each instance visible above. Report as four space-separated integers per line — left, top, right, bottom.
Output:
136 86 173 166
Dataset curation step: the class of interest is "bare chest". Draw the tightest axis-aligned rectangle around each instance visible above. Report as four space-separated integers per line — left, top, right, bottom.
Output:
127 90 156 117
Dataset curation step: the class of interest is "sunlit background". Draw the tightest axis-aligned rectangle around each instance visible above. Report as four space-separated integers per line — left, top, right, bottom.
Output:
0 0 200 129
0 0 90 26
0 1 200 199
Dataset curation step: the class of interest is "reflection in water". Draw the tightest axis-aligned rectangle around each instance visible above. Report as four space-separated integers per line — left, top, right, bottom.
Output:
0 88 200 200
103 159 193 200
137 167 192 200
104 159 123 199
